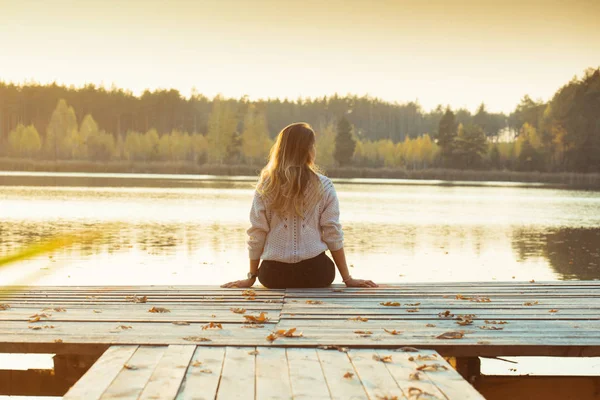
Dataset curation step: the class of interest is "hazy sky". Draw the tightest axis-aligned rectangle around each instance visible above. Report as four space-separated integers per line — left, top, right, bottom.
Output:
1 0 599 112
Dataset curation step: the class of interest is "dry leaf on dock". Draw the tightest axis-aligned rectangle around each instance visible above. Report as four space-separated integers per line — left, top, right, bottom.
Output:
202 322 223 330
484 320 508 324
438 310 454 318
405 302 421 306
248 350 260 355
43 307 66 312
380 301 401 306
125 295 147 303
241 324 264 329
172 321 190 326
416 363 448 371
384 329 402 335
305 300 323 304
373 354 393 363
343 372 354 379
230 308 246 314
479 325 503 330
242 289 256 297
54 339 63 343
409 372 422 380
148 306 170 313
524 301 539 306
549 309 559 313
244 312 269 324
406 308 420 313
347 316 369 322
0 304 10 311
183 336 212 342
436 331 464 339
354 330 372 335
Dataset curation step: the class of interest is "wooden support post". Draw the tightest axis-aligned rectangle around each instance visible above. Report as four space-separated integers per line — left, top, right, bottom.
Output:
455 357 481 385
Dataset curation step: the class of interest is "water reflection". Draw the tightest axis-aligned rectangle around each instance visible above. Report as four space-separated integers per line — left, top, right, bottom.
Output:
0 174 599 285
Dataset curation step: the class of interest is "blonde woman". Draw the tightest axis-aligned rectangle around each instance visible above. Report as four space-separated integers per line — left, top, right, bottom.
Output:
222 122 377 289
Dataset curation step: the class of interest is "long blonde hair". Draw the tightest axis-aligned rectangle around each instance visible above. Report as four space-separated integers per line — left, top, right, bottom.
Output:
257 122 322 217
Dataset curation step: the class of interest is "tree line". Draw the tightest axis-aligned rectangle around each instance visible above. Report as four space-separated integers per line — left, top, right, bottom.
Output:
0 67 598 172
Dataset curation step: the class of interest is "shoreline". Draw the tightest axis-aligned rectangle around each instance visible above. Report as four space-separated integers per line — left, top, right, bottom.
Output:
1 158 600 189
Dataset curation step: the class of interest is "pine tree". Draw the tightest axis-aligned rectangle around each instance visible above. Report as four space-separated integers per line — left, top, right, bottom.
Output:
437 108 457 165
316 122 336 167
334 116 356 166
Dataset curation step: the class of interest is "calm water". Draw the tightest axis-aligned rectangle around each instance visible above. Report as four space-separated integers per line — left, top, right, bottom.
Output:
1 171 599 286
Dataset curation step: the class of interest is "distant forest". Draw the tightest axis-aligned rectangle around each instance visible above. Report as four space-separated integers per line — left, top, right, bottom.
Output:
0 67 598 173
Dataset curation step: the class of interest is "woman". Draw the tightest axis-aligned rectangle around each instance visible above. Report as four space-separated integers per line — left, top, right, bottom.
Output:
221 122 377 289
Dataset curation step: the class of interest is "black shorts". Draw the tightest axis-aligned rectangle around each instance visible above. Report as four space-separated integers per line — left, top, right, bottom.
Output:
258 252 336 289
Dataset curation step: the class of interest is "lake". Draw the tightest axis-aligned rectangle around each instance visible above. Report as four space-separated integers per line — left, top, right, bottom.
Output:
1 171 599 287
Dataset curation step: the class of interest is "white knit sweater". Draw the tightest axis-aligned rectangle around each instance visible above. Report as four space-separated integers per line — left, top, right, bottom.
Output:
247 174 344 263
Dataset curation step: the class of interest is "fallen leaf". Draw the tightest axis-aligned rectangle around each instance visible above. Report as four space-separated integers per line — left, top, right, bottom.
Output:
484 320 508 324
148 306 170 313
248 350 260 355
191 360 203 367
425 323 436 327
241 324 264 329
343 372 354 379
524 301 539 306
397 346 419 352
380 301 401 307
266 333 278 342
416 363 448 371
93 310 102 313
530 279 535 283
28 326 42 330
230 308 246 314
318 345 348 352
455 315 474 326
438 310 454 318
202 322 223 330
471 297 491 303
198 369 212 374
183 336 212 342
373 354 393 363
348 316 369 322
211 314 216 317
125 295 147 303
405 302 421 306
123 364 138 370
384 329 401 335
549 309 559 313
354 330 372 334
455 294 471 300
406 308 420 313
54 339 63 343
409 372 422 380
274 328 303 338
0 304 10 311
477 340 491 345
244 312 269 324
306 300 324 305
376 396 398 400
172 321 190 326
43 307 66 312
436 331 464 339
479 325 503 330
242 289 256 297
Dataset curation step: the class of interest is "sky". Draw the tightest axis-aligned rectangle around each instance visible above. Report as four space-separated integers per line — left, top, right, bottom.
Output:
0 0 599 113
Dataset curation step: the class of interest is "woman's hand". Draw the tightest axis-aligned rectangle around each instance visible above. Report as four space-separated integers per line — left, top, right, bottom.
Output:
221 278 256 288
344 277 378 288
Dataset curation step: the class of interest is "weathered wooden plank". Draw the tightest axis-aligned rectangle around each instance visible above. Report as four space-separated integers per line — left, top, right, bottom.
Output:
216 347 255 400
138 345 195 399
286 348 331 399
255 347 293 400
101 346 166 399
177 346 226 400
316 348 368 400
63 345 138 399
347 349 406 400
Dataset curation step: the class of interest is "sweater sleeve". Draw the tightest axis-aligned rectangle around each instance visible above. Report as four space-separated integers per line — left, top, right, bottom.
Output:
247 191 270 260
319 179 344 251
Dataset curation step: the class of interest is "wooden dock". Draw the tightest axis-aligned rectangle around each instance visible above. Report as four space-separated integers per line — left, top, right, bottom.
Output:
1 281 599 398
